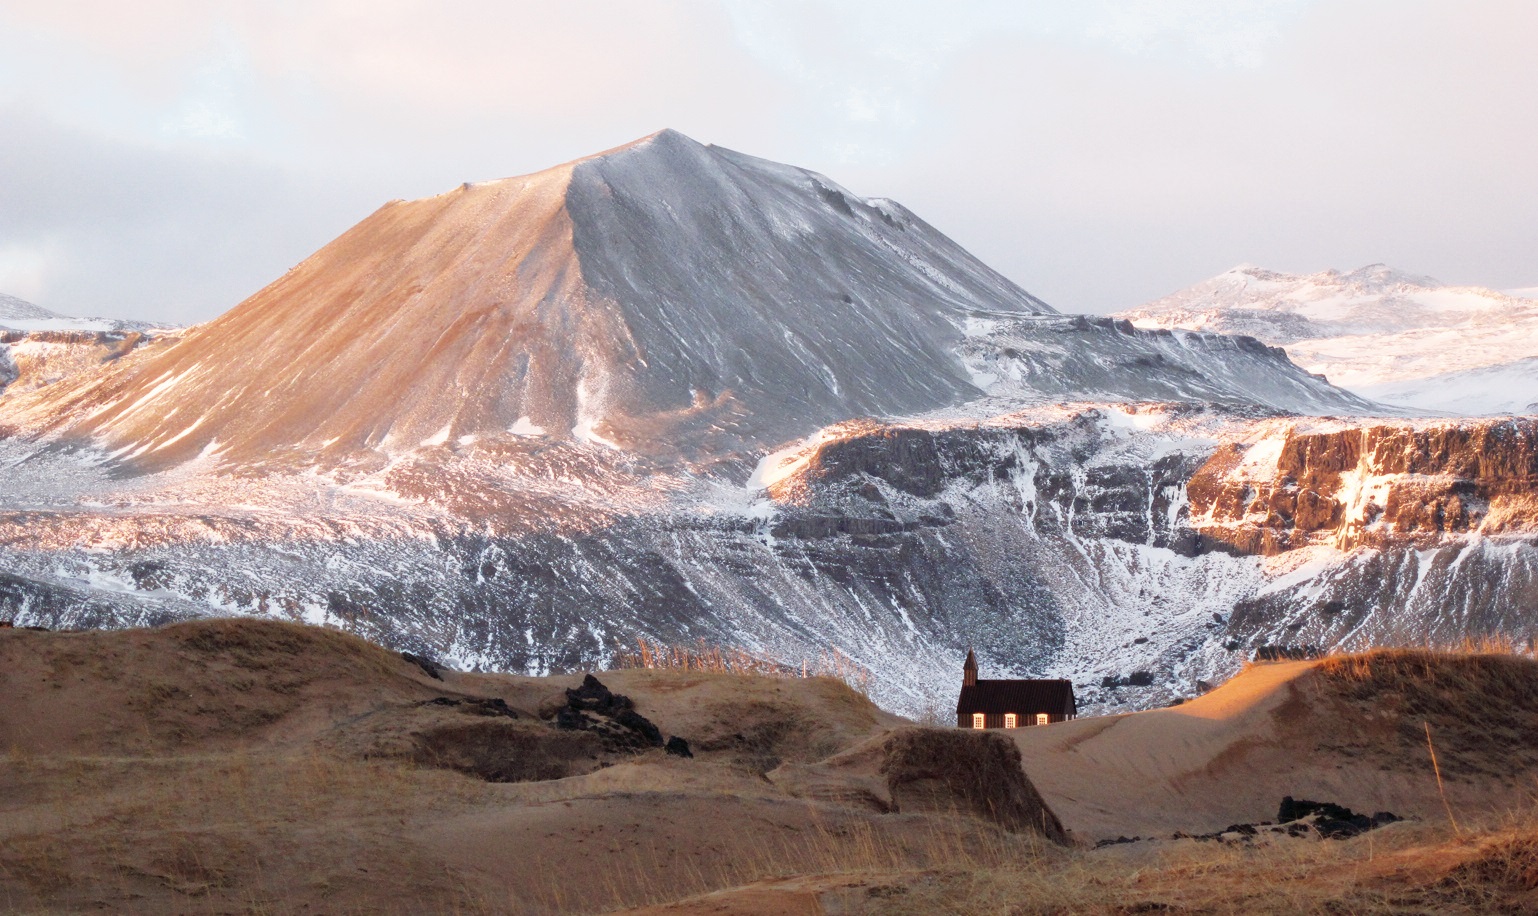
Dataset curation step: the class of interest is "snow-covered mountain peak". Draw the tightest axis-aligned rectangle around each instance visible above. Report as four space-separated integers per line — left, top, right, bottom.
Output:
12 133 1056 469
1334 263 1441 290
0 293 55 323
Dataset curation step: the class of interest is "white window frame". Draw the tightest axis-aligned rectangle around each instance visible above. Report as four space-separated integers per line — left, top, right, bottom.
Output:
1036 713 1050 726
1004 713 1018 729
971 713 985 729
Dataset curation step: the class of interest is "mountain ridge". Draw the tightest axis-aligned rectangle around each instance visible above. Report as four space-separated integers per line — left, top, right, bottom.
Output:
1116 263 1538 415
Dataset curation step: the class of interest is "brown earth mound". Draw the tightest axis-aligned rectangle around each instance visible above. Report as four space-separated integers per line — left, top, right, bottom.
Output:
0 617 447 755
0 618 886 781
1312 649 1538 778
770 727 1068 841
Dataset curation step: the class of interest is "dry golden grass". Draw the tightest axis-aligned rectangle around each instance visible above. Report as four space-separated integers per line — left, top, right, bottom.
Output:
635 815 1538 915
613 637 873 695
519 812 1058 914
0 749 500 914
1311 647 1538 781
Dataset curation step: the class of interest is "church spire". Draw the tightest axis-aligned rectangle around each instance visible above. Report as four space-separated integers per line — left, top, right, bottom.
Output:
963 648 978 687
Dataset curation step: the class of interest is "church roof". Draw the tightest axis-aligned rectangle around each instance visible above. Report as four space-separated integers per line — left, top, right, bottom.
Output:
956 679 1076 716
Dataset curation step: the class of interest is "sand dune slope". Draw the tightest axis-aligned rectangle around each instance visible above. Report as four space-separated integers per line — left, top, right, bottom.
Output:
1014 651 1538 840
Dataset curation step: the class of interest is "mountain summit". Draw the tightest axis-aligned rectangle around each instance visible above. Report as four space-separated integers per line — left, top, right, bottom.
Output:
22 129 1051 467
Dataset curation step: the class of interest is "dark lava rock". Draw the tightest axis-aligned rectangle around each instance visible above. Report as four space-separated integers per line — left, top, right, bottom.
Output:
613 707 664 747
1276 797 1402 839
566 674 634 716
1175 800 1402 843
554 706 595 730
401 651 444 680
1278 796 1357 824
548 674 666 751
665 736 693 758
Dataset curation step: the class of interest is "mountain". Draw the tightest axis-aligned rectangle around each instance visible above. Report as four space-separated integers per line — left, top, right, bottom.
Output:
1115 264 1538 415
12 131 1378 472
1 133 1531 718
13 130 1054 467
0 293 56 326
0 292 152 333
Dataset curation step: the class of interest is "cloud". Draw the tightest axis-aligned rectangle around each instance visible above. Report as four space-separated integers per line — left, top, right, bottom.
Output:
0 240 61 302
0 0 1533 322
157 29 255 143
0 106 377 323
720 0 1316 164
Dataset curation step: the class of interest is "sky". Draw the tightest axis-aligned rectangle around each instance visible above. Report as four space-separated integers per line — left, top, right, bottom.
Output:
0 0 1535 325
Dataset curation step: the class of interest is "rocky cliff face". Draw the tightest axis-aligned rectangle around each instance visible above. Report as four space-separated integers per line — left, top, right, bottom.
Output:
1189 420 1538 554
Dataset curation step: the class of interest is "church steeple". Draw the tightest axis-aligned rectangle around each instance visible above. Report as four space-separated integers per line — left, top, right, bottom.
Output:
963 648 978 687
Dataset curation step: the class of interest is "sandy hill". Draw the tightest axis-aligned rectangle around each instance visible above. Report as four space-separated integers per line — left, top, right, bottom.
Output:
13 129 1049 469
1014 649 1538 840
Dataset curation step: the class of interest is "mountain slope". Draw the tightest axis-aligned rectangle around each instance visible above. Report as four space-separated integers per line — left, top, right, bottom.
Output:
1115 264 1538 415
958 314 1381 415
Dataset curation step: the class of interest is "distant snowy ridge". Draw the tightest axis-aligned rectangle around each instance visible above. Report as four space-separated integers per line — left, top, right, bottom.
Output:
0 292 156 333
1115 265 1538 416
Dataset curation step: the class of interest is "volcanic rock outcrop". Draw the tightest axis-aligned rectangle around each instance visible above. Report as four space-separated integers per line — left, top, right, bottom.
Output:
1188 419 1538 554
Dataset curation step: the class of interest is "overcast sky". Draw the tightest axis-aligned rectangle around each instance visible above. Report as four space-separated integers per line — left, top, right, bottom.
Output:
1 1 1534 325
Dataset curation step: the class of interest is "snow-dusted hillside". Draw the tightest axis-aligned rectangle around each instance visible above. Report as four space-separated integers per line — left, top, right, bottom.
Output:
1115 264 1538 415
3 404 1534 717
